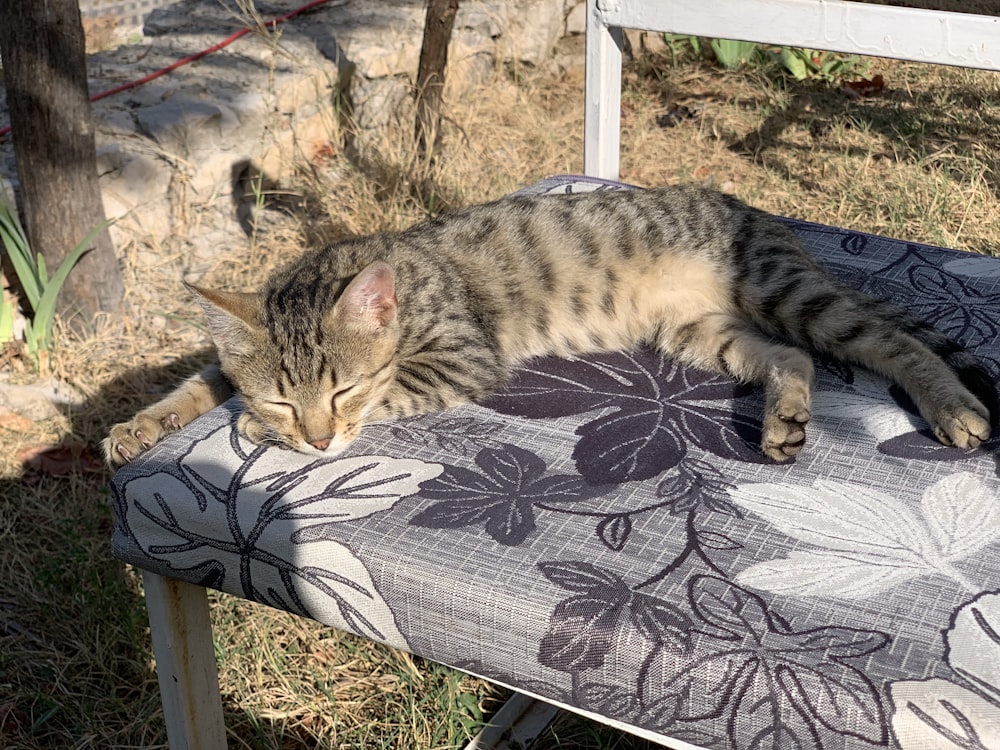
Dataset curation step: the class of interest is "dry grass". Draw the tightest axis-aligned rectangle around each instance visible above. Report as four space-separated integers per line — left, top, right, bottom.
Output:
1 41 999 750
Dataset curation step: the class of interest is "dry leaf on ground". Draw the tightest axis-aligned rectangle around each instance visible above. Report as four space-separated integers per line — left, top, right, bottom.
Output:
0 411 33 432
17 442 106 477
842 73 886 99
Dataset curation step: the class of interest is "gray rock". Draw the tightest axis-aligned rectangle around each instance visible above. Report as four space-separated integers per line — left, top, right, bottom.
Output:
0 378 85 422
2 0 586 291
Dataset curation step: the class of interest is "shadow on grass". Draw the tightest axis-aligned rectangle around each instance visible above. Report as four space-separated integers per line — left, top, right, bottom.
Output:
0 350 219 746
724 75 1000 204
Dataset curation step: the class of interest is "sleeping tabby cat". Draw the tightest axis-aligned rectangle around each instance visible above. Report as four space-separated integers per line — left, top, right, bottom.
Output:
105 185 996 468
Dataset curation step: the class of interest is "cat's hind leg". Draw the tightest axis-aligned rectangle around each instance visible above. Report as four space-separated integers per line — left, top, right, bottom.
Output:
104 364 233 468
770 288 994 449
826 323 992 450
655 314 815 461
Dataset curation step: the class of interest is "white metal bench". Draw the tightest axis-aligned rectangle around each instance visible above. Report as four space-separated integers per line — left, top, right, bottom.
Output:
112 2 1000 748
584 0 1000 179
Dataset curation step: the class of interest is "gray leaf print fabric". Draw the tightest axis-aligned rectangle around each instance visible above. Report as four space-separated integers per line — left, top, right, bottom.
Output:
111 176 1000 749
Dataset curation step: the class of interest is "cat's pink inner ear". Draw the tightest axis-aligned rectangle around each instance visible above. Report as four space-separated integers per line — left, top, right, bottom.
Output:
343 262 397 327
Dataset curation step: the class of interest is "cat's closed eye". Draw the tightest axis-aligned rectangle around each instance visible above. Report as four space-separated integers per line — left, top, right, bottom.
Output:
265 400 296 413
331 384 359 407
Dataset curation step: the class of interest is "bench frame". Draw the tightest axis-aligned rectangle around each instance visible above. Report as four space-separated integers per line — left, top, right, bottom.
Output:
584 0 1000 179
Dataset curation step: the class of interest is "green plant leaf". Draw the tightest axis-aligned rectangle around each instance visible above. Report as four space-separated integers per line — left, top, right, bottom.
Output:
762 45 868 83
457 691 482 719
0 200 42 309
780 47 809 80
36 253 49 285
31 218 113 355
661 32 699 59
23 316 37 361
710 38 758 69
0 297 14 343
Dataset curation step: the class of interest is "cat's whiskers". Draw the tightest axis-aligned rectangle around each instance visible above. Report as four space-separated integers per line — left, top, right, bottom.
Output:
360 403 394 422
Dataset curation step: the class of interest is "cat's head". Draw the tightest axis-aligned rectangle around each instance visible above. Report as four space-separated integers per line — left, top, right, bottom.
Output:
188 261 399 456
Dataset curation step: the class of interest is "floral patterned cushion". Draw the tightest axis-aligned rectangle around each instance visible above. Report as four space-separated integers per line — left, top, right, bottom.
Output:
110 175 1000 750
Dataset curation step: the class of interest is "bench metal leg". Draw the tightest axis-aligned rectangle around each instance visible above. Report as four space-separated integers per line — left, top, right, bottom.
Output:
584 0 623 179
465 691 561 750
143 572 227 750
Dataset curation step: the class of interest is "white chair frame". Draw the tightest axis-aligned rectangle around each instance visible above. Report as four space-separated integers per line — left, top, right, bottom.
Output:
146 2 1000 747
584 0 1000 179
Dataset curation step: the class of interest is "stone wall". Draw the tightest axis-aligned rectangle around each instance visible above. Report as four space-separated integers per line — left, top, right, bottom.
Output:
1 0 586 265
80 0 174 27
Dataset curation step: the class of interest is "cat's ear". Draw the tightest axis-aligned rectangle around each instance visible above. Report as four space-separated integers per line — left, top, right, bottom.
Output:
334 262 397 328
185 282 263 353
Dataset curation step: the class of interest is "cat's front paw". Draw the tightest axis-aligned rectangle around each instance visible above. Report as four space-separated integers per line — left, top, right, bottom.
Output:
104 410 184 468
761 393 812 462
237 411 290 449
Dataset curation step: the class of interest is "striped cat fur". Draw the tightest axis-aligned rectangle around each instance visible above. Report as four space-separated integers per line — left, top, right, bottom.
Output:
105 185 996 467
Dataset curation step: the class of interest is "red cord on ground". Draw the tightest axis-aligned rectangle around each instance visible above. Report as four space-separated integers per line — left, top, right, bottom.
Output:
0 0 335 141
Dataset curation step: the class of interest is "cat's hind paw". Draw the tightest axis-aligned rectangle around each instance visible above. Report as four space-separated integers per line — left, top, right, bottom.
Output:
104 411 183 469
930 402 991 450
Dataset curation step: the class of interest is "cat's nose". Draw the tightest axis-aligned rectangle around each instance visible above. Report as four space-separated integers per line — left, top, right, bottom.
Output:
309 437 332 451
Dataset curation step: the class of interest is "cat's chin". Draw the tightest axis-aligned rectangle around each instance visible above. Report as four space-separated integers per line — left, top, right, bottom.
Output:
292 440 352 459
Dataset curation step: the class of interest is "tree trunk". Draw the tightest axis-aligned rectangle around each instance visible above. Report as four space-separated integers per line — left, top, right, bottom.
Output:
0 0 124 327
414 0 460 161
